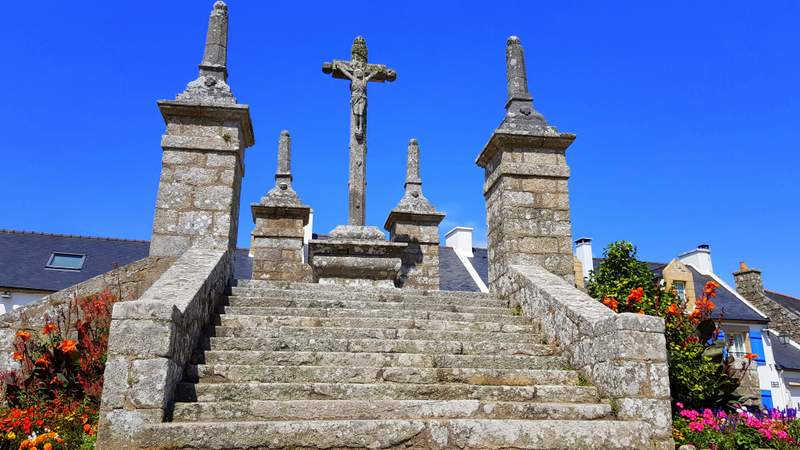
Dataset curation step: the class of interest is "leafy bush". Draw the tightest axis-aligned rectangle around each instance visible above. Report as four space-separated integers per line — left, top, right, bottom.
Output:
0 290 115 449
588 241 754 409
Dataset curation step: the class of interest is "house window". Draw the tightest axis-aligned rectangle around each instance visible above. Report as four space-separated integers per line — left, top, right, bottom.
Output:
46 253 85 270
729 332 747 358
674 281 686 302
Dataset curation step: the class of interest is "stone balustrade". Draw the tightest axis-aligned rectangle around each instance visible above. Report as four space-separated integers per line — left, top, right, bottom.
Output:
97 245 231 450
502 263 675 450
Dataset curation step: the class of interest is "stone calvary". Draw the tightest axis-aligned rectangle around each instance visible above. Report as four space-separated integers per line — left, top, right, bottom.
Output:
66 2 675 449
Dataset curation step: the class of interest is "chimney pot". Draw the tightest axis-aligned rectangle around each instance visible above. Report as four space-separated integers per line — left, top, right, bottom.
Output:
574 237 594 281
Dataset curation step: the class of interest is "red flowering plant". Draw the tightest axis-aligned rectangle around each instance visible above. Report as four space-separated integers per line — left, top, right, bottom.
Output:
0 290 115 449
673 403 799 449
588 241 755 410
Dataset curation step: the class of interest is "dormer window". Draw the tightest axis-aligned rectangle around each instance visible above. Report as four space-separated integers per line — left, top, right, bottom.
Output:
674 281 686 302
46 253 85 270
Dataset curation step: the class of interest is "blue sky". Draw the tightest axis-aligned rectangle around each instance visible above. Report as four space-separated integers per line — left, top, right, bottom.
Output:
2 1 798 296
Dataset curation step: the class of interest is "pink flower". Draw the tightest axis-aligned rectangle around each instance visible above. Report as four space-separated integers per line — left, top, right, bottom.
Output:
689 421 705 432
675 402 684 409
680 409 700 420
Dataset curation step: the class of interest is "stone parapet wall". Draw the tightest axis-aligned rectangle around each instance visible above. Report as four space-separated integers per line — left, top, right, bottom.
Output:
97 245 231 450
0 256 174 372
501 263 674 449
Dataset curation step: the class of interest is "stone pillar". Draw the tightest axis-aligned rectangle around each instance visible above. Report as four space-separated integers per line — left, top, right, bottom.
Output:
250 131 312 282
735 262 800 341
149 1 255 258
476 36 576 292
384 139 445 290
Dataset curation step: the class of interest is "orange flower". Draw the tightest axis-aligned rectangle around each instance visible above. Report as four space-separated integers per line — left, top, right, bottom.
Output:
744 353 758 361
42 323 57 335
83 423 92 434
35 355 50 367
12 352 24 361
696 298 716 313
44 443 52 450
685 335 700 344
58 339 77 353
602 297 619 312
627 287 644 304
666 303 681 317
15 330 32 341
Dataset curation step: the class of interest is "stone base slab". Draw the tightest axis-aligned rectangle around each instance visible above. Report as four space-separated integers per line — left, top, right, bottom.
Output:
309 226 407 287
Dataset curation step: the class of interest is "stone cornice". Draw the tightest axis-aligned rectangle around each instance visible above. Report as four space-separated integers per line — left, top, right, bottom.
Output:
383 209 445 231
475 130 576 168
157 100 255 149
251 203 311 225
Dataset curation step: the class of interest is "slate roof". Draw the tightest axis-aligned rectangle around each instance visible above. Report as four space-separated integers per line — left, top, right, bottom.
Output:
468 248 489 287
766 290 800 317
770 338 800 371
0 230 251 292
686 266 767 323
439 247 480 292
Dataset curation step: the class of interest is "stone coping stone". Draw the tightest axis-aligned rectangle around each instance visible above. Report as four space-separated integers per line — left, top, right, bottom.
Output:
232 279 491 299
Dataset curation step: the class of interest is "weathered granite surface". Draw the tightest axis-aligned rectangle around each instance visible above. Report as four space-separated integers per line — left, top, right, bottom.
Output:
735 265 800 342
476 36 576 290
385 139 445 290
250 131 312 282
96 245 230 450
149 1 254 258
500 263 674 449
322 36 397 226
0 256 174 372
309 226 406 288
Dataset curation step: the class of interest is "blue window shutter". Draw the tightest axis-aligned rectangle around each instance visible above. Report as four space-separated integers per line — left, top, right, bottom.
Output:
761 390 773 409
749 330 766 366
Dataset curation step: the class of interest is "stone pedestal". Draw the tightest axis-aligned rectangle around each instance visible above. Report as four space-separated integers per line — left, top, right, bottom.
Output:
475 36 576 291
384 139 445 290
150 103 253 257
308 225 406 288
251 205 311 282
250 131 312 282
385 212 443 290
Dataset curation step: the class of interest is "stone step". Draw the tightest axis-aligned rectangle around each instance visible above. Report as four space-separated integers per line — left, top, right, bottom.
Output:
228 287 505 307
171 399 612 422
175 381 591 403
222 305 523 323
234 280 492 301
216 315 536 334
212 326 545 343
194 351 565 369
202 337 555 356
141 419 651 449
185 365 579 387
226 296 510 315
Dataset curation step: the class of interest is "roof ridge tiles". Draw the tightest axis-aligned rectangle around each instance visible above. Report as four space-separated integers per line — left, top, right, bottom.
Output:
0 229 149 244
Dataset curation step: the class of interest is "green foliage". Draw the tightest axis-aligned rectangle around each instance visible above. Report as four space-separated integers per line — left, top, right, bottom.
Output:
586 241 658 311
588 240 749 410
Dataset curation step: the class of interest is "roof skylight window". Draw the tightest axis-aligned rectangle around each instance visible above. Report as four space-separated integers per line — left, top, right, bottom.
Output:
46 253 85 270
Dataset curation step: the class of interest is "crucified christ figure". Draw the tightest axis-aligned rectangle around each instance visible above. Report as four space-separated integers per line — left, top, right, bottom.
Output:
336 62 376 141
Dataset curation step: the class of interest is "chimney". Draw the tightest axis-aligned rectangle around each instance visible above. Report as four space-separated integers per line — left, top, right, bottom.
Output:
679 244 714 274
445 227 474 257
733 261 764 299
574 237 593 281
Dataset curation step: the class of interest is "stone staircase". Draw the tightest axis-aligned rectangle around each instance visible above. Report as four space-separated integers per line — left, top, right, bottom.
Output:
146 280 652 449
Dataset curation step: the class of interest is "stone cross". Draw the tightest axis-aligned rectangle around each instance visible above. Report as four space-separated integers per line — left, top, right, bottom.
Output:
322 36 397 226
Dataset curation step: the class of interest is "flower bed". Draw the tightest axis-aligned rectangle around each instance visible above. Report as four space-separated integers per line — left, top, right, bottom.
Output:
0 291 115 449
673 403 800 449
